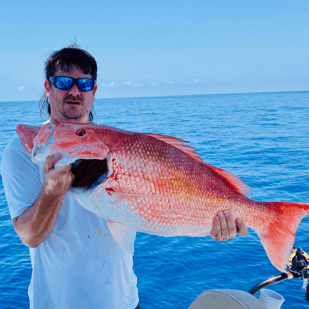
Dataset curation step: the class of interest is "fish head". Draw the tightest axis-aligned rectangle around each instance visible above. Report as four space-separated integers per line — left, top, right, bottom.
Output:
30 123 110 168
52 123 110 161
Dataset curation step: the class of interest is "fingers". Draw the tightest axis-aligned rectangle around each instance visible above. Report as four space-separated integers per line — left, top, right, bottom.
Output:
236 218 249 237
210 210 248 241
217 211 229 241
211 210 235 241
56 164 73 177
43 153 62 174
43 154 75 196
56 164 75 187
223 211 237 239
210 216 221 241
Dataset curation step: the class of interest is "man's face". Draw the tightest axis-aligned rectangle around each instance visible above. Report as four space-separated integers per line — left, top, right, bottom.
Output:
44 66 97 124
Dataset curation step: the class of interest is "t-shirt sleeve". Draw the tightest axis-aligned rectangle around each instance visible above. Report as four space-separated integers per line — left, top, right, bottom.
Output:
1 136 42 219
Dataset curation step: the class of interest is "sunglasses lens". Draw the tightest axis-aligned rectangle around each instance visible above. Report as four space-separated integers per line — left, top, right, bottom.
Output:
51 76 94 92
55 77 73 90
78 79 94 91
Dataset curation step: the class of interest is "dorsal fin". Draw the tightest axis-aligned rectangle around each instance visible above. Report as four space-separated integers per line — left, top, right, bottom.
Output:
145 133 205 164
205 164 250 196
145 132 250 196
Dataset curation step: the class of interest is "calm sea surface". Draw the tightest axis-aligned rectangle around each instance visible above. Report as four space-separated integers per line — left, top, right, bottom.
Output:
0 92 309 308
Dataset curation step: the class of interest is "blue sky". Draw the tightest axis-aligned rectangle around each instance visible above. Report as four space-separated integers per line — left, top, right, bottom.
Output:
0 0 308 102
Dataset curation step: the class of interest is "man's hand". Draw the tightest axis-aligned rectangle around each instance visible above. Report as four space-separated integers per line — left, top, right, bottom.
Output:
43 153 74 196
210 210 248 241
12 153 75 248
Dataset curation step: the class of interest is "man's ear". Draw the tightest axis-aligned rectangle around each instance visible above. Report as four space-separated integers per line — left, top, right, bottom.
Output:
93 83 98 96
44 79 50 97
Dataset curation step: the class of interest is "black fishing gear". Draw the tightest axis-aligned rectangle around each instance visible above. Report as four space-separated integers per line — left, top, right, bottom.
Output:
249 247 309 302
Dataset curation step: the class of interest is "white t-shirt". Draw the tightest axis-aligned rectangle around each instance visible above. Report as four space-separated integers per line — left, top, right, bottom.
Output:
1 136 139 309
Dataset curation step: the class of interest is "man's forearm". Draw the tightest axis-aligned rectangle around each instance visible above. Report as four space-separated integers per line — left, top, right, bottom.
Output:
13 186 65 248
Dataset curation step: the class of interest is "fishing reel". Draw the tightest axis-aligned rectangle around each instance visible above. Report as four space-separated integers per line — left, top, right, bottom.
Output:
288 247 309 300
249 247 309 302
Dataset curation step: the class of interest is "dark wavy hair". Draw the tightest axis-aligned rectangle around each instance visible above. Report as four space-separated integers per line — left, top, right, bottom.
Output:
40 45 97 121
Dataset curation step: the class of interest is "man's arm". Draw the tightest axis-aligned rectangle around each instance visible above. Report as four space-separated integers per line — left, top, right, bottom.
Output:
211 210 248 241
13 154 74 248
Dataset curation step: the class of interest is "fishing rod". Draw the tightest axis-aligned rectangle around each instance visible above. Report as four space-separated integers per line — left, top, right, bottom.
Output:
248 247 309 301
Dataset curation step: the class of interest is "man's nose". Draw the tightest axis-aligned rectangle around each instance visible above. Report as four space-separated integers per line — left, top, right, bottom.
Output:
68 84 81 96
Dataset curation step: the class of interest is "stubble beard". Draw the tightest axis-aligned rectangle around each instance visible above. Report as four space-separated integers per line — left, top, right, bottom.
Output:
62 95 84 120
63 108 85 121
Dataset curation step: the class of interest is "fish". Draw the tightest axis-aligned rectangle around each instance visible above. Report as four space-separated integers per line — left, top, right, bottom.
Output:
16 122 309 271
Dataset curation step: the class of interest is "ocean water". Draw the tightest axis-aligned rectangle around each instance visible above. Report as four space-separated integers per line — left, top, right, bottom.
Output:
0 91 309 308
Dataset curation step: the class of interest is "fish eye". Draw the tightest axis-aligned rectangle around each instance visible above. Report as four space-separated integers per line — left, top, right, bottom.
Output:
76 129 87 137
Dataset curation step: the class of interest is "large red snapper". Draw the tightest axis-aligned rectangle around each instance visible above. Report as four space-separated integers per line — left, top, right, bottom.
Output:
16 123 309 271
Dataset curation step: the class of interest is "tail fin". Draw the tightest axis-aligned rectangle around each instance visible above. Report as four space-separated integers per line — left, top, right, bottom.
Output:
256 202 309 272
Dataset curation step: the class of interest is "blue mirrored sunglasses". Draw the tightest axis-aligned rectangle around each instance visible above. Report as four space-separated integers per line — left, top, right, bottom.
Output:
49 76 95 92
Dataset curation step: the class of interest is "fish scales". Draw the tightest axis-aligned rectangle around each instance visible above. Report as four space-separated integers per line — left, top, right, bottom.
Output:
16 122 309 271
108 131 264 234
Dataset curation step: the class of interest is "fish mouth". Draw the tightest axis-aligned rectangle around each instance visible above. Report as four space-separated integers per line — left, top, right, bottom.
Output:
71 159 108 189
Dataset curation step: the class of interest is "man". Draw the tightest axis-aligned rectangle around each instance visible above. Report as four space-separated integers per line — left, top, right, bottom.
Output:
1 46 247 308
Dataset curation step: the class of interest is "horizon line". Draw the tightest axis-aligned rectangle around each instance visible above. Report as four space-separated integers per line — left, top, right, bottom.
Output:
0 89 308 104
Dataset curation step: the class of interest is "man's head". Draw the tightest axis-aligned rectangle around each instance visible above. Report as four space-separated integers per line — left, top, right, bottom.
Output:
41 45 98 124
